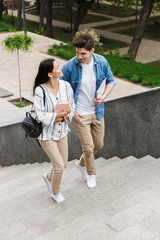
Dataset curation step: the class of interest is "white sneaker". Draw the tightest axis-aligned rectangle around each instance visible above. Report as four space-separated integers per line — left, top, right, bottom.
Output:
43 174 52 193
51 192 65 203
87 174 96 188
75 160 88 181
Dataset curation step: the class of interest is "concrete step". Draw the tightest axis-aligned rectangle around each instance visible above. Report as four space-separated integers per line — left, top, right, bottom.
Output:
0 155 160 240
0 162 48 179
109 209 160 240
0 162 51 184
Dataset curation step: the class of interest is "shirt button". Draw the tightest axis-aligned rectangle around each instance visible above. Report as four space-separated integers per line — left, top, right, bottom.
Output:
58 131 60 133
59 123 61 125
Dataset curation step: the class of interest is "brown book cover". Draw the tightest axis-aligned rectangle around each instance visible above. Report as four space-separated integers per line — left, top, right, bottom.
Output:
54 100 69 113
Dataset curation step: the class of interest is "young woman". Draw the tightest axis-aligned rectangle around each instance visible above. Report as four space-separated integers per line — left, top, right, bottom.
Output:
33 58 75 203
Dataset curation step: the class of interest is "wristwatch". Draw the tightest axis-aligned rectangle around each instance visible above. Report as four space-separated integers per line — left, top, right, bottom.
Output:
61 116 65 122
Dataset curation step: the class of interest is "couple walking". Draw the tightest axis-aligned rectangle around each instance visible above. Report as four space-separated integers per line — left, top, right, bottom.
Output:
33 33 115 203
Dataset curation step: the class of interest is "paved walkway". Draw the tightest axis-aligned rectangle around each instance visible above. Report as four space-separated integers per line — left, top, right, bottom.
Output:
0 31 150 125
8 8 160 64
1 7 159 124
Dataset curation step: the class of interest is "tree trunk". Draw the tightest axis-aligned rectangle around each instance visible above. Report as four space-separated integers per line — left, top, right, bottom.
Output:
39 0 45 33
72 0 95 37
46 0 53 38
70 6 72 32
135 0 138 22
127 0 154 59
36 0 40 13
17 49 22 104
17 0 22 31
0 0 4 20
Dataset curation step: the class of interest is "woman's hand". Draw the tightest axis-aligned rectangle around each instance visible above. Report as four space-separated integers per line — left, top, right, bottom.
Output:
63 106 71 115
55 107 71 122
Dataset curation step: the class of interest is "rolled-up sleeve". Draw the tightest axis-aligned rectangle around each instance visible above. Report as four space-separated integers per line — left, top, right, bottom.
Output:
105 61 115 85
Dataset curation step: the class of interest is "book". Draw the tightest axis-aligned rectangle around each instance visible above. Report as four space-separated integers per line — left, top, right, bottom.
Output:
54 100 69 113
96 78 106 99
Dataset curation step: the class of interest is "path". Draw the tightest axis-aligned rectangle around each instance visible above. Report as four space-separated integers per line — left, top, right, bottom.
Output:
7 8 160 64
0 32 149 124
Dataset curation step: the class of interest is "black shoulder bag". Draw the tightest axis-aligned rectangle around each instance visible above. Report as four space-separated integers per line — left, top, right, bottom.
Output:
22 86 45 139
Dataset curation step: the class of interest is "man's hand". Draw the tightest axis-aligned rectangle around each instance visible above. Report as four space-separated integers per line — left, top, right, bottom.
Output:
95 83 115 106
73 112 83 121
94 95 105 106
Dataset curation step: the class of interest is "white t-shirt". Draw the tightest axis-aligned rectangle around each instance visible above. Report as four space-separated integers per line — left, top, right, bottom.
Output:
76 58 96 115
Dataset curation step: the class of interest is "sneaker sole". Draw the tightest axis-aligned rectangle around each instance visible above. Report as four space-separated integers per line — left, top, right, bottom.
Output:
75 162 88 181
43 175 52 193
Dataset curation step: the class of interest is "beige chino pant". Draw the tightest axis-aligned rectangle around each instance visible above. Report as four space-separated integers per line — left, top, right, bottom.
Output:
74 114 104 175
39 136 68 194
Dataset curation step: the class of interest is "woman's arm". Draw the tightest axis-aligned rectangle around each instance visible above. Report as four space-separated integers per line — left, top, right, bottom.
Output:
34 87 58 126
65 83 75 122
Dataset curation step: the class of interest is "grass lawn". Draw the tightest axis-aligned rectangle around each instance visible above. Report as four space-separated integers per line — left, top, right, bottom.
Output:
95 16 160 42
90 2 140 17
95 20 137 30
101 37 128 52
48 44 160 87
0 14 16 31
27 7 111 24
0 14 128 50
1 14 159 87
112 16 160 41
148 60 160 67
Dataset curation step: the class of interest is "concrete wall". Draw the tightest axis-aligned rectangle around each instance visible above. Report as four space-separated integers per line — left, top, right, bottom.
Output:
0 87 160 166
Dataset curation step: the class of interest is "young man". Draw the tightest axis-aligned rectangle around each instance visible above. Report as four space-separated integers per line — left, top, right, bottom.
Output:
62 33 115 188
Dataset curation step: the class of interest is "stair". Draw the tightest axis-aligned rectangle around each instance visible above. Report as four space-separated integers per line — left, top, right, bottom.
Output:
0 156 160 240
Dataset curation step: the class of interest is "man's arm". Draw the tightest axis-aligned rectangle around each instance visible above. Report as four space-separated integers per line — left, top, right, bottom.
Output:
94 83 114 106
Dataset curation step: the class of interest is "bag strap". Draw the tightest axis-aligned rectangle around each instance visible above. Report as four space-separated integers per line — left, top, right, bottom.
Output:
31 85 45 113
39 85 45 106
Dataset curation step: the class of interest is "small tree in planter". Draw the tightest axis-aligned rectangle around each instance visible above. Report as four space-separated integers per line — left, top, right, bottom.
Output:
2 33 34 105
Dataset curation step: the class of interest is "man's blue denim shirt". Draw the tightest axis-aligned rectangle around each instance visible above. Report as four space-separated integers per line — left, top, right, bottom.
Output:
61 53 115 120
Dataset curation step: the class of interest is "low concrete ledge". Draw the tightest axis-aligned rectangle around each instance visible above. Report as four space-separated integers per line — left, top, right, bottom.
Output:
0 87 160 166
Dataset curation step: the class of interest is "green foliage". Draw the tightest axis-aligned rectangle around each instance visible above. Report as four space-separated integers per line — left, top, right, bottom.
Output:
2 33 34 53
1 33 34 104
91 2 138 17
121 53 130 59
48 44 75 60
48 43 160 87
28 7 110 24
13 101 26 108
105 53 160 87
65 0 74 8
136 34 143 39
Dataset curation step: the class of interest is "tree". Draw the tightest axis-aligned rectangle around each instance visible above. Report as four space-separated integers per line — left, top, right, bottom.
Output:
72 0 95 37
65 0 74 32
36 0 40 13
46 0 53 38
2 33 34 104
0 0 4 20
17 0 22 30
127 0 155 59
39 0 45 33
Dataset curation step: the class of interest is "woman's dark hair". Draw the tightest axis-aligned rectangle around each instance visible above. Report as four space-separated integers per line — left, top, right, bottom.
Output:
33 58 55 94
72 33 95 51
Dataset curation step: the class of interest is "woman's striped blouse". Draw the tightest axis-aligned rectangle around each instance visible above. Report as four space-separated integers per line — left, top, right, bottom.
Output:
33 80 75 140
